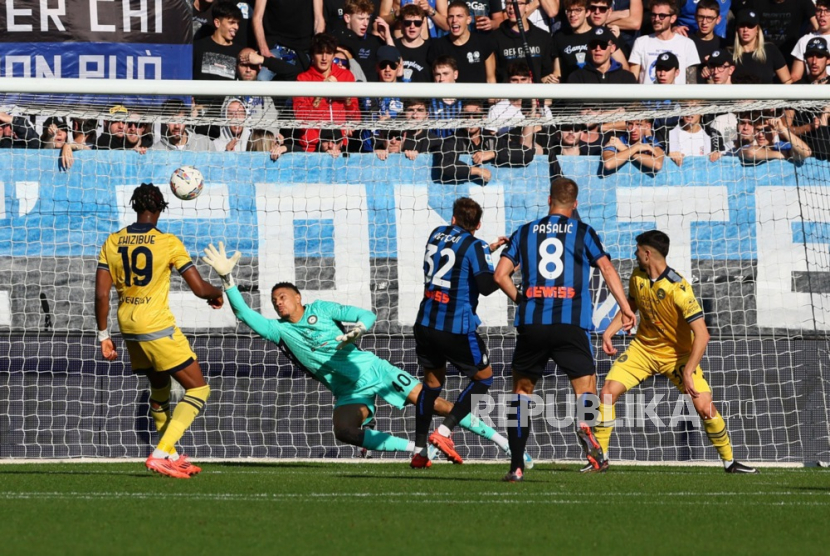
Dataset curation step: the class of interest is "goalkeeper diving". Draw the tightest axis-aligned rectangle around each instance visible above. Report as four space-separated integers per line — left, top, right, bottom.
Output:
203 243 526 465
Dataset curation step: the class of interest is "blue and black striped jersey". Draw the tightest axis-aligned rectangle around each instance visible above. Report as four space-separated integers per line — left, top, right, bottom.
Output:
502 214 609 329
416 224 495 334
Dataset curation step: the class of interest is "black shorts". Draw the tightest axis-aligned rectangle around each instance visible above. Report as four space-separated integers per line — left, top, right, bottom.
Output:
511 323 595 379
413 324 490 378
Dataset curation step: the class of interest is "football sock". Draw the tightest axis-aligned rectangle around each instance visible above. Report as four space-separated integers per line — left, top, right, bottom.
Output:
359 428 413 452
594 402 615 456
148 390 178 458
444 376 493 432
703 412 734 462
157 385 210 455
414 385 442 448
458 413 504 449
507 395 532 471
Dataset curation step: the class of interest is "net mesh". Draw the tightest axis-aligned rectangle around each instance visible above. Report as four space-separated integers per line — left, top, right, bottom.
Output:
1 86 829 463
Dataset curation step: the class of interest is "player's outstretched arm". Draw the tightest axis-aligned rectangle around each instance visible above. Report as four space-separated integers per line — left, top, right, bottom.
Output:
181 267 225 308
202 242 242 289
596 256 636 330
332 303 376 350
94 268 117 361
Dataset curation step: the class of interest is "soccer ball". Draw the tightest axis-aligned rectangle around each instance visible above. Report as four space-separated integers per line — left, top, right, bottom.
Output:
169 166 204 200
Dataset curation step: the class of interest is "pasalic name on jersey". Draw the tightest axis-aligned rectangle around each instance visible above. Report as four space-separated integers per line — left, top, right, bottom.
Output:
532 222 574 234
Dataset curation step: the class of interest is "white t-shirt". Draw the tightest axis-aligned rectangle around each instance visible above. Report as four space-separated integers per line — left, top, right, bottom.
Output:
710 113 737 152
791 32 830 77
669 125 712 156
629 33 701 84
485 99 552 134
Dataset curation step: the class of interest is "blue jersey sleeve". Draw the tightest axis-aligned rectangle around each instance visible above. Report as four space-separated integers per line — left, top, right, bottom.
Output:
502 229 521 265
584 226 610 267
469 239 495 276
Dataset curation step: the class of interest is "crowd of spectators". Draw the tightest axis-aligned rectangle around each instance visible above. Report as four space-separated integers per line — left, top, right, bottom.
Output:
3 0 830 178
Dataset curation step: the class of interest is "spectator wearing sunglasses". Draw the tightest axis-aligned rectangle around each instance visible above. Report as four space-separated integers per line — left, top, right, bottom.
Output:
629 0 700 84
334 0 397 82
375 98 433 160
568 26 638 84
597 0 642 53
585 0 630 58
394 3 433 82
334 45 369 81
362 45 405 151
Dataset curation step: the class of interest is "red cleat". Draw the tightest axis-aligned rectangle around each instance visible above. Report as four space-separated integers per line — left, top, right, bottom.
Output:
146 454 190 479
173 454 202 476
410 452 432 469
429 431 463 464
576 423 604 471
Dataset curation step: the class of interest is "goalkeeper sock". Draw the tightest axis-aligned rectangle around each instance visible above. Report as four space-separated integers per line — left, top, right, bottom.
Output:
704 412 734 462
594 402 615 456
414 385 441 448
458 414 509 451
360 429 413 452
444 377 493 432
506 395 532 471
157 385 210 455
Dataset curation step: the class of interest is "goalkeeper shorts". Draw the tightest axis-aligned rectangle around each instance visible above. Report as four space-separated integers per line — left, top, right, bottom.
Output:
332 358 419 419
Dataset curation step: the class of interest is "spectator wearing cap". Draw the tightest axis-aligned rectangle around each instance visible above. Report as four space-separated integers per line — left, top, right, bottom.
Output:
426 1 497 83
653 51 679 84
334 0 396 82
602 117 665 174
123 111 152 154
96 105 130 150
553 0 629 84
568 27 638 84
492 0 554 84
150 99 215 151
674 0 730 40
628 0 700 84
731 10 792 85
784 38 830 151
318 128 347 157
394 3 432 83
689 0 725 82
38 116 77 170
800 38 830 85
791 0 830 83
586 0 631 58
704 49 734 84
361 45 405 151
292 33 361 153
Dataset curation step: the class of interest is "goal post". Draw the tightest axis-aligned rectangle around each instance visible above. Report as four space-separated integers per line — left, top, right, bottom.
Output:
0 78 828 465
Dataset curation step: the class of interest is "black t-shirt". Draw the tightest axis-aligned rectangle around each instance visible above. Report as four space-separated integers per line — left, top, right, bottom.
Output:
567 63 638 84
261 0 315 52
396 38 432 83
334 28 386 82
731 43 787 84
466 0 504 33
193 37 243 80
491 21 553 83
427 33 496 83
690 34 724 82
753 0 816 59
192 2 254 46
552 30 626 83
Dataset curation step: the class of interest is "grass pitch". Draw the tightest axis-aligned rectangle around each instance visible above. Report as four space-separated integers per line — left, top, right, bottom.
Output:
1 461 828 556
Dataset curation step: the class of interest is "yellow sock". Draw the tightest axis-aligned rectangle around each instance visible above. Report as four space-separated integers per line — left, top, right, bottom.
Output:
149 383 172 435
594 403 615 456
704 412 733 462
157 385 210 455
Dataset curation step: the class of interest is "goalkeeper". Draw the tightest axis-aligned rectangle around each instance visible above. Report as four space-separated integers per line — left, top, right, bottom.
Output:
203 243 519 463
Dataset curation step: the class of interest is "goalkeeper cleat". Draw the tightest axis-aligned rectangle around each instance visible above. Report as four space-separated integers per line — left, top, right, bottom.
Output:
410 452 432 469
427 444 440 462
725 461 758 474
429 431 463 464
502 468 524 482
576 422 605 471
146 454 190 479
580 459 609 473
173 454 202 476
503 445 535 470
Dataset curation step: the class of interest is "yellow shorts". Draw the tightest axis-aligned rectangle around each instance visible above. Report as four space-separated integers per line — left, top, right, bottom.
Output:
125 327 197 374
605 340 711 395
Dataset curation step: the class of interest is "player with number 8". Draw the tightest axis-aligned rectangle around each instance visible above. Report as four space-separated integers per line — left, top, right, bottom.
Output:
494 178 635 481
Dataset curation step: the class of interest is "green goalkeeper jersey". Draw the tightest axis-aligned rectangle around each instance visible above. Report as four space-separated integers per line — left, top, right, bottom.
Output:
225 285 378 388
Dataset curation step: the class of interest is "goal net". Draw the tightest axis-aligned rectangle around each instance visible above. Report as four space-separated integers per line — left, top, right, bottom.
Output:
1 78 828 464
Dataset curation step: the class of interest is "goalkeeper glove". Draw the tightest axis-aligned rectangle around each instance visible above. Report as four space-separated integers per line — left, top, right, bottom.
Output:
335 322 368 350
203 242 242 289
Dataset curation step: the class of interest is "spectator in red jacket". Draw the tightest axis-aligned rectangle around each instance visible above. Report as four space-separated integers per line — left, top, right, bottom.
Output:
292 33 361 152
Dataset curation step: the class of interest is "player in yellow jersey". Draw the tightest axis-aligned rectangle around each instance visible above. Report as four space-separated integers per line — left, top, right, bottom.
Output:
593 230 757 473
95 183 226 479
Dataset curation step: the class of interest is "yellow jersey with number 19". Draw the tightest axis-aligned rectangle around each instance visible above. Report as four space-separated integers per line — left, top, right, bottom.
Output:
97 222 194 336
629 266 704 358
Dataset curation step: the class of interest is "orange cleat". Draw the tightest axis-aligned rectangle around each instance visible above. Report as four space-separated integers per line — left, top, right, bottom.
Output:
410 452 432 469
429 431 463 464
173 454 202 476
576 423 604 471
502 468 524 482
146 454 190 479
